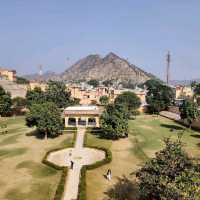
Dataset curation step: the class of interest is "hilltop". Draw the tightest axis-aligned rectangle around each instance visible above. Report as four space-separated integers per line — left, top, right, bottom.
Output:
23 52 155 84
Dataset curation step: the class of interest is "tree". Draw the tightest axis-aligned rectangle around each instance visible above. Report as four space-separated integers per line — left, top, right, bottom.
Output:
45 81 71 108
136 138 200 200
103 80 113 87
191 82 200 105
15 76 29 84
180 100 200 129
0 86 12 116
99 95 109 105
71 97 80 105
87 79 99 88
114 91 141 116
26 102 63 139
105 176 138 200
100 104 128 139
145 79 174 113
12 97 26 107
26 87 46 108
12 97 27 115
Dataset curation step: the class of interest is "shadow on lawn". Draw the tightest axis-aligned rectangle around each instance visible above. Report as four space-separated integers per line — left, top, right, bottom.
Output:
26 130 60 139
104 176 139 200
160 124 184 131
190 134 200 139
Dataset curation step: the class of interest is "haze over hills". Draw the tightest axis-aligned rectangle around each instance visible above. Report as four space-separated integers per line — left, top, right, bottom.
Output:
23 52 155 84
170 79 200 86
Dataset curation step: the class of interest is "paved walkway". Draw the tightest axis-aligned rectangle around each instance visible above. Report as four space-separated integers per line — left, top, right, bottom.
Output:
47 128 105 200
160 111 181 121
63 128 85 200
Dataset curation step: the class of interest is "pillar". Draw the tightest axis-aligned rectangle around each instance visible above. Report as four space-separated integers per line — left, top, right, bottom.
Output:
65 117 69 127
95 117 100 127
86 117 89 127
75 117 79 127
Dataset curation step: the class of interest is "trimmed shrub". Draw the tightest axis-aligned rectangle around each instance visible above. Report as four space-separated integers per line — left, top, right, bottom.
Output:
54 168 68 200
42 130 77 199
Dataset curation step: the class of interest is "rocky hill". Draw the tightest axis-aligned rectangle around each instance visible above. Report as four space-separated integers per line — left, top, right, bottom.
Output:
23 53 155 84
61 52 154 84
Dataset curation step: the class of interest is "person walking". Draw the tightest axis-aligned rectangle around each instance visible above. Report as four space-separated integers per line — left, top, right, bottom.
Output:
70 160 74 169
106 169 112 181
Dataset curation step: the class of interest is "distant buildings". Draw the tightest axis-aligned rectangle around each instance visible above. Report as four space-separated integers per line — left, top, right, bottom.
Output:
68 83 148 112
0 68 16 81
175 85 193 99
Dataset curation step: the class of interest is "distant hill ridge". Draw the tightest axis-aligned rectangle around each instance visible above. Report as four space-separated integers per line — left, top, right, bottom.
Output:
23 52 155 84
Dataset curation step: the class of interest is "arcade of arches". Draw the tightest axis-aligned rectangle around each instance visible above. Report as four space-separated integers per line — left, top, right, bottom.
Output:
64 106 101 128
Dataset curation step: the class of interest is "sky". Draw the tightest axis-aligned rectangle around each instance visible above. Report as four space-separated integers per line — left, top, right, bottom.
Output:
0 0 199 80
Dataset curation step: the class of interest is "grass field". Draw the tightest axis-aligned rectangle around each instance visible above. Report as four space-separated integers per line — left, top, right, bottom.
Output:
1 115 200 200
0 116 73 200
86 114 200 200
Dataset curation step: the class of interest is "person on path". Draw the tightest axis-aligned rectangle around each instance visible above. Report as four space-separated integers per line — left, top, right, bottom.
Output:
69 150 72 157
70 160 74 169
106 169 112 181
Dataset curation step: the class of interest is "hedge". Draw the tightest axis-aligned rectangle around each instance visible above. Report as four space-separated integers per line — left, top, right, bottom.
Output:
78 129 112 200
42 130 77 200
54 168 68 200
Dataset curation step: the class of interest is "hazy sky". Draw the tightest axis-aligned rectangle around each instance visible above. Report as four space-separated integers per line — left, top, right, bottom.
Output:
0 0 199 80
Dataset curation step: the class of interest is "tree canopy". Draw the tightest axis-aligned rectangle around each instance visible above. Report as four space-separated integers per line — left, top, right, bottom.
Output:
100 104 128 139
0 86 12 116
87 79 99 88
99 95 109 105
26 102 63 138
136 138 200 200
114 91 141 115
16 76 30 84
191 82 200 105
45 81 71 108
145 79 174 113
26 81 75 108
180 99 200 128
26 87 46 108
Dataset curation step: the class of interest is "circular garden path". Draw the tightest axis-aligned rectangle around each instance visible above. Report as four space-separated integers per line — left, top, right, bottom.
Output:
47 128 105 200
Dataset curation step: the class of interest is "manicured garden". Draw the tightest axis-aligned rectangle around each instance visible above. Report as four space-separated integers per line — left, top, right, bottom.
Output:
85 114 200 200
1 114 200 200
0 116 73 200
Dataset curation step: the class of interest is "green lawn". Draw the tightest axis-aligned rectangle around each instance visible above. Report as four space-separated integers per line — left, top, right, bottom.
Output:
86 114 200 200
1 115 199 200
0 116 73 200
129 115 200 160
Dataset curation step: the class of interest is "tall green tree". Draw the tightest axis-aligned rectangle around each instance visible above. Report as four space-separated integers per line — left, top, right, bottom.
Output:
99 95 109 105
12 97 27 115
191 82 200 105
114 91 141 116
180 100 200 129
136 138 200 200
26 102 63 139
15 76 29 84
100 104 128 139
87 79 99 88
145 79 174 113
0 86 12 116
26 87 46 108
45 81 71 108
